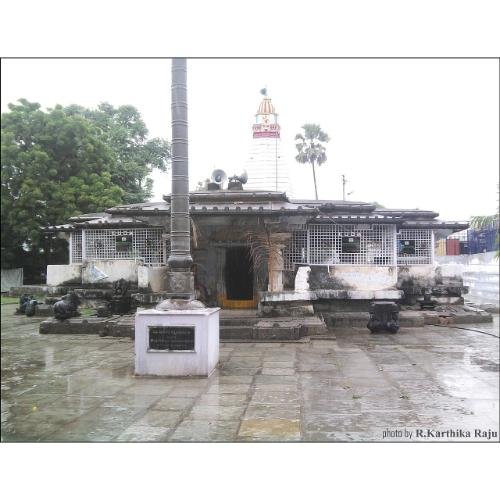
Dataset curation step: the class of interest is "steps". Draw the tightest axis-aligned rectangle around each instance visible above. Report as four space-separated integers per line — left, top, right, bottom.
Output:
219 312 329 341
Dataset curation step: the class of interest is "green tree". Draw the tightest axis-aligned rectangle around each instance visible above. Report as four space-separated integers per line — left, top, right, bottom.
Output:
294 124 330 200
1 99 170 274
470 214 498 230
65 102 171 204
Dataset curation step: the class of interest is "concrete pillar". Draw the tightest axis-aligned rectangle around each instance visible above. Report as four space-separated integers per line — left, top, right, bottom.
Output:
267 233 291 293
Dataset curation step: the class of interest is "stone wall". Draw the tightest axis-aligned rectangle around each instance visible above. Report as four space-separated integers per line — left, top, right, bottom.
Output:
309 265 398 291
46 264 82 286
397 265 436 291
81 260 139 284
137 266 167 292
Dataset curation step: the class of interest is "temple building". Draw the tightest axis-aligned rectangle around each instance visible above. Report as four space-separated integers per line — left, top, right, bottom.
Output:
44 93 469 332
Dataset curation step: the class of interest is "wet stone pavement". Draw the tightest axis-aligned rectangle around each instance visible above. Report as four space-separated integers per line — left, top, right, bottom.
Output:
1 304 498 442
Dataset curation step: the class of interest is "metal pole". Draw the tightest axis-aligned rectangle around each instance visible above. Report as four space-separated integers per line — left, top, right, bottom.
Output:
168 58 193 273
342 174 346 201
158 58 201 307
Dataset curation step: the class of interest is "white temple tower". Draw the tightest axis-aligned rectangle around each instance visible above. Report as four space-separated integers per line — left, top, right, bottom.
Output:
244 91 290 192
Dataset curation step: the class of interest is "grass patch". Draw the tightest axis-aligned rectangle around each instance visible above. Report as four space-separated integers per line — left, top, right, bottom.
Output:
80 308 96 317
1 296 19 305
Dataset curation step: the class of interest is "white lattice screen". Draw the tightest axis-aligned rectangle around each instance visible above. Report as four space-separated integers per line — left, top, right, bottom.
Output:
82 228 168 266
284 223 396 268
70 231 82 264
397 229 432 265
283 229 307 270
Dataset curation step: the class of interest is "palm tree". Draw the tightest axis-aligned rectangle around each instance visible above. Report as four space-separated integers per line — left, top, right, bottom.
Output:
470 214 498 230
295 124 330 200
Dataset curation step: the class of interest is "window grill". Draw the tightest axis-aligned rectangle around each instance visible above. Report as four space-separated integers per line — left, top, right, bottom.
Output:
397 229 432 265
70 231 82 264
283 229 307 270
284 223 395 268
84 228 168 266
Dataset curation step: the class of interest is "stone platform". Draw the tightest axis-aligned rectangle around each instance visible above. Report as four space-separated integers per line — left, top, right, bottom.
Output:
37 306 492 339
8 285 69 297
38 310 329 341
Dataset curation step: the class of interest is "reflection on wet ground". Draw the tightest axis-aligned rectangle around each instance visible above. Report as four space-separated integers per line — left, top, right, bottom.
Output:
1 304 498 442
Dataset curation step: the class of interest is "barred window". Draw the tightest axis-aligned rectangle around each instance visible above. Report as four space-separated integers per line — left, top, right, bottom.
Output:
284 224 396 268
283 228 307 270
397 229 432 265
83 228 168 266
70 231 82 264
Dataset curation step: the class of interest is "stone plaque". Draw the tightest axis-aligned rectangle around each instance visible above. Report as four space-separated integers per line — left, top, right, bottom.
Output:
341 236 360 253
148 326 195 351
399 239 416 255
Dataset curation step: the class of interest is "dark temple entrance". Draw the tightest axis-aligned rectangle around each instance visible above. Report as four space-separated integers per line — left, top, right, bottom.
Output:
224 247 255 306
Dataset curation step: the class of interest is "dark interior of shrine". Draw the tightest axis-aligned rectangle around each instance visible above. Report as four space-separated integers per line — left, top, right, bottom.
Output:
224 247 254 300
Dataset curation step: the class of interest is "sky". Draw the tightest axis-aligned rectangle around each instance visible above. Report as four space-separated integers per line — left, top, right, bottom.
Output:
2 58 498 221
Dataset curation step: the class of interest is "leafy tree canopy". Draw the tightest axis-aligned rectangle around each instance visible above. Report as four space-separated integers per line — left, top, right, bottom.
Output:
64 102 171 204
1 99 171 271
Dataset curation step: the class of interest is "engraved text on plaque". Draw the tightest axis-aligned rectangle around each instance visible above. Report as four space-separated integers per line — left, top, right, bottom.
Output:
148 326 195 351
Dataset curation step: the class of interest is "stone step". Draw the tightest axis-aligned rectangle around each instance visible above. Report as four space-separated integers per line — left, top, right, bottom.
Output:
322 309 493 328
38 311 330 341
39 317 111 335
221 316 328 341
220 317 261 327
102 319 135 338
9 285 69 297
220 325 258 340
220 324 301 341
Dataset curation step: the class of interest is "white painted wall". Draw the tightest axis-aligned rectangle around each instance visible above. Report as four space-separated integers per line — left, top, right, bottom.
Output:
397 264 436 288
329 265 398 290
138 266 167 292
81 260 138 284
46 264 82 286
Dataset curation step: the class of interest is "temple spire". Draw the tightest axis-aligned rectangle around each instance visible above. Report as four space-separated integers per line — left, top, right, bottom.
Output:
244 90 289 192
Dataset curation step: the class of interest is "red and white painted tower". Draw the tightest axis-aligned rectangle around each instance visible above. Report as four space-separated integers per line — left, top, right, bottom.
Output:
244 91 290 192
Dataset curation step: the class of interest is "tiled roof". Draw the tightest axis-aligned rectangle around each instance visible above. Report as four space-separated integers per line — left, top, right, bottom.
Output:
401 220 469 229
314 214 402 223
68 212 106 222
44 190 467 231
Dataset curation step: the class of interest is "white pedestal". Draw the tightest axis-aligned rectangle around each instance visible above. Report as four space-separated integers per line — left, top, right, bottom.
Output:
135 307 220 377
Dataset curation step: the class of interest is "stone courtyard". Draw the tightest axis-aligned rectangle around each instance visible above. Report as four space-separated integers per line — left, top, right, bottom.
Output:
1 303 498 442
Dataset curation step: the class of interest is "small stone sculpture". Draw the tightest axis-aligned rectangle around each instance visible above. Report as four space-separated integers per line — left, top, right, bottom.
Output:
16 295 34 315
53 292 81 320
367 301 400 334
109 278 133 314
113 278 130 297
25 298 39 317
96 304 112 317
418 291 438 310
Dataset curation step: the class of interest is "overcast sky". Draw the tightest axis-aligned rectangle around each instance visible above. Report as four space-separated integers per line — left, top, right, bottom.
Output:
2 58 498 221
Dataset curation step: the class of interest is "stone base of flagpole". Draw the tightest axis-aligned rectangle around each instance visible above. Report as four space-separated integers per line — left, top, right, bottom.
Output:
135 306 220 377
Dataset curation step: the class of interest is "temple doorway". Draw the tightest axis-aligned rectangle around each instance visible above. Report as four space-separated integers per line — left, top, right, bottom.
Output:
223 246 256 308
